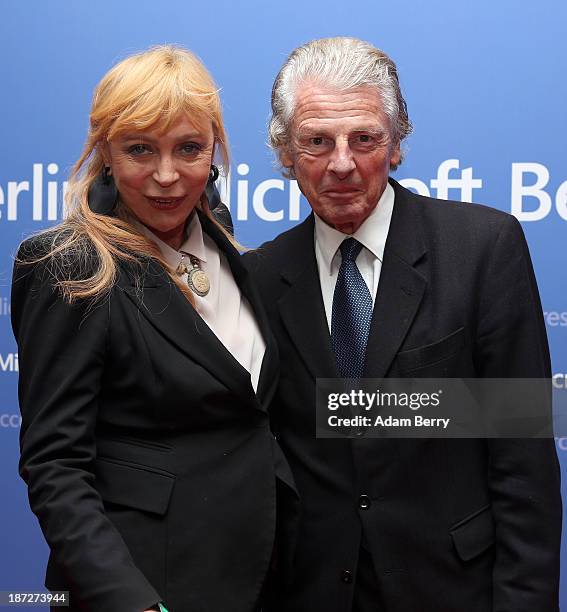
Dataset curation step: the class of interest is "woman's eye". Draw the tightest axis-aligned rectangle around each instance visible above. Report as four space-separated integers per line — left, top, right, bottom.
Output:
128 143 150 155
180 143 201 155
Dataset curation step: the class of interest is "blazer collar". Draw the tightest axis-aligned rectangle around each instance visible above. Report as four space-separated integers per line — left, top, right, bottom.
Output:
117 210 278 411
362 178 427 378
198 211 279 407
278 214 339 380
277 178 427 380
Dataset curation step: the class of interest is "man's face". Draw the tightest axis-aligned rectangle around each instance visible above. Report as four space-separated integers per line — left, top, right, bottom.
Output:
281 84 401 234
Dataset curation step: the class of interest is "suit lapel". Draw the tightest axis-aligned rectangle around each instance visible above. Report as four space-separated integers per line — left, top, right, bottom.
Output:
118 213 277 410
275 180 428 382
363 179 427 378
277 215 339 380
199 212 279 410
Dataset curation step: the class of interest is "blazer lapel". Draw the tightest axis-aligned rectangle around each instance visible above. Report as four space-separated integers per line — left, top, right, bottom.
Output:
363 179 427 378
277 215 338 381
199 212 279 410
117 228 260 409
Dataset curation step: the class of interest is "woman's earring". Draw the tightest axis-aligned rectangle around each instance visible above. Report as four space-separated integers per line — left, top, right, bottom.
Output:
87 166 118 215
205 165 221 211
205 164 234 235
209 164 219 183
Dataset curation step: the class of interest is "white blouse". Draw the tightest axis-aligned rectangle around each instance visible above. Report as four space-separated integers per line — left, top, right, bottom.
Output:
139 213 266 392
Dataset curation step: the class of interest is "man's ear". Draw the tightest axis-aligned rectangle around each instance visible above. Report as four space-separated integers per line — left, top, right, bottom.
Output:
280 145 294 170
389 141 401 168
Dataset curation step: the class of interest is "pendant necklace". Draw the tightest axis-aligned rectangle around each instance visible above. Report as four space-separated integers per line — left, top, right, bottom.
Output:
176 252 210 297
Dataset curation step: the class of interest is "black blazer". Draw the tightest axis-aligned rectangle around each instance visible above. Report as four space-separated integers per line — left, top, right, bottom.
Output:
11 213 296 612
246 179 561 612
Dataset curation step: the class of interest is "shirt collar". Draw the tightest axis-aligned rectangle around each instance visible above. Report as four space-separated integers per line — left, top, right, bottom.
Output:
314 181 395 275
136 211 208 269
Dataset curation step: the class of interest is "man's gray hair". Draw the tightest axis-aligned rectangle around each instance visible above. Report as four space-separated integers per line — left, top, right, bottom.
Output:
268 37 412 169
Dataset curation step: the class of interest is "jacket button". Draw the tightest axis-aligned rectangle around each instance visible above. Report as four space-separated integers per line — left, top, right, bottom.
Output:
359 494 371 509
341 569 353 584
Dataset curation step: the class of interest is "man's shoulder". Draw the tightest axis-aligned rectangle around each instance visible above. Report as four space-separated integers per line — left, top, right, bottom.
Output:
261 215 313 253
245 216 313 271
394 181 521 239
398 181 508 219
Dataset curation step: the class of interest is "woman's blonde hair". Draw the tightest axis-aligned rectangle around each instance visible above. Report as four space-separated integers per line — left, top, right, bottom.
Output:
28 45 231 304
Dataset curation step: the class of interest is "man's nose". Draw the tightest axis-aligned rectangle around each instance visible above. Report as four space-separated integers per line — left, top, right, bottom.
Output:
328 139 356 178
153 156 180 186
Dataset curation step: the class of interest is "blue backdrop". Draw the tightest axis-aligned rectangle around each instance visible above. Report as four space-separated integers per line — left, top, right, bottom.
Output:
1 1 565 608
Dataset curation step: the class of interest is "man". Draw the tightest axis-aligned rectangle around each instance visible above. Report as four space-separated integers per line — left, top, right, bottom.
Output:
247 37 561 611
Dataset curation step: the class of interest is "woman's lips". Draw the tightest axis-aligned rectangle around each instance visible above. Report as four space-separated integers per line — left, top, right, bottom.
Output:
145 196 185 210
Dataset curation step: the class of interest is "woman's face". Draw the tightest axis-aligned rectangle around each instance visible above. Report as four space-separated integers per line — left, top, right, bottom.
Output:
105 115 215 249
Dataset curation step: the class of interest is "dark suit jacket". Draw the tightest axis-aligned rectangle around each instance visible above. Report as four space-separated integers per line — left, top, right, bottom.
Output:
246 179 561 612
11 213 295 612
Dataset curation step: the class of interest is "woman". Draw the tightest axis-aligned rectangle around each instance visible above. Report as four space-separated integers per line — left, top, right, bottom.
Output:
11 46 295 612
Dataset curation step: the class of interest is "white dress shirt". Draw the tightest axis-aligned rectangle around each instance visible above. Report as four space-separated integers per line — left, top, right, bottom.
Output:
314 182 395 332
139 213 266 392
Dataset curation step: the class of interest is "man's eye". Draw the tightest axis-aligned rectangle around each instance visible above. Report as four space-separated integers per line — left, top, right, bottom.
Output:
128 144 150 155
358 135 372 143
311 137 324 146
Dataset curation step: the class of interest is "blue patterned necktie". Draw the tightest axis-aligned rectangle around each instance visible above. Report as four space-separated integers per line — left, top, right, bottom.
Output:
331 238 373 379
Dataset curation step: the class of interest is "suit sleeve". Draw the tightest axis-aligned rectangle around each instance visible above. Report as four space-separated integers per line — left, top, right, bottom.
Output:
11 249 161 612
474 215 561 611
